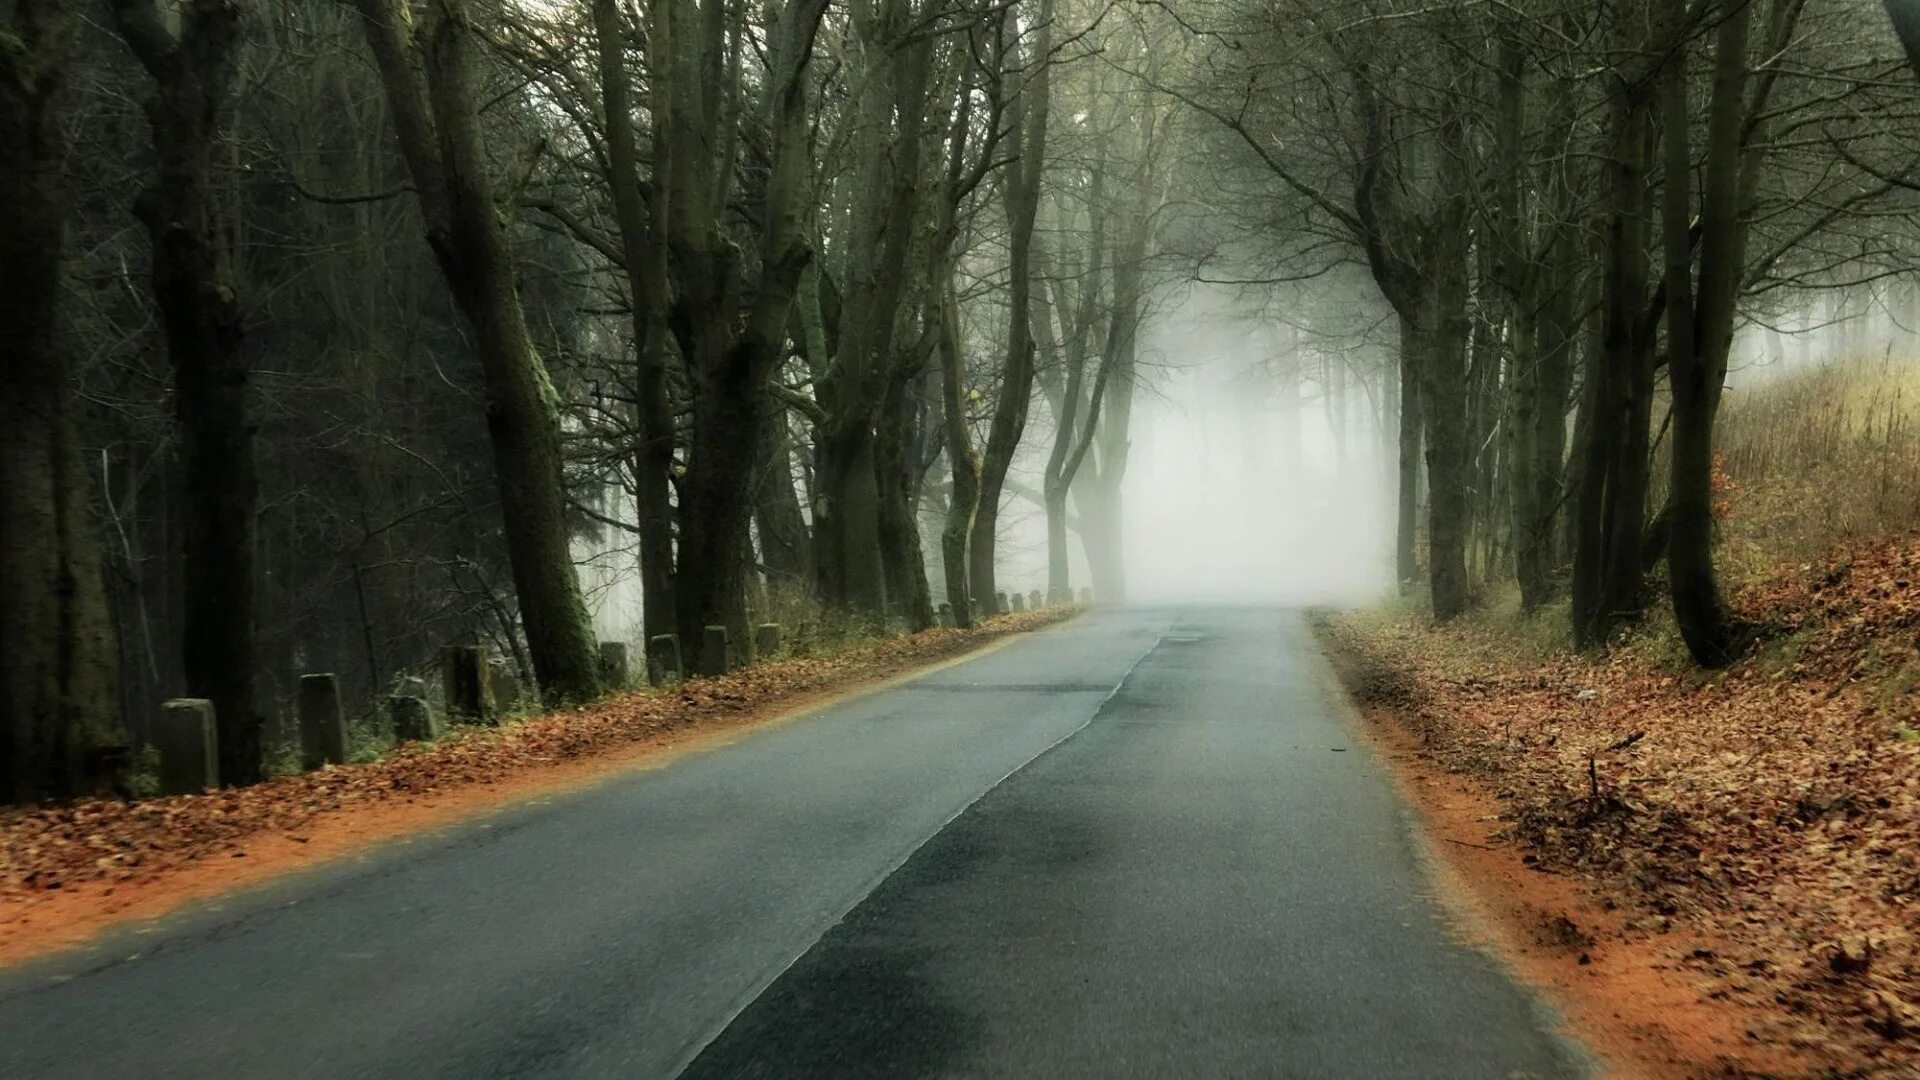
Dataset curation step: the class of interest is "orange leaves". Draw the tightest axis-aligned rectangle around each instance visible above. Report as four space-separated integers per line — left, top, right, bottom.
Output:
1323 540 1920 1069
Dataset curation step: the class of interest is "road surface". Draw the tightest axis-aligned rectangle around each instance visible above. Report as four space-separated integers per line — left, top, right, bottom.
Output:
0 607 1588 1078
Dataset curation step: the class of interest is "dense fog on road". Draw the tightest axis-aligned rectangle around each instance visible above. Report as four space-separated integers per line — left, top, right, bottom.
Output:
1124 287 1393 606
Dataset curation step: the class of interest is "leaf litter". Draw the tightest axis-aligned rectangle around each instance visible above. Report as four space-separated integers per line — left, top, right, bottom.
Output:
1323 535 1920 1077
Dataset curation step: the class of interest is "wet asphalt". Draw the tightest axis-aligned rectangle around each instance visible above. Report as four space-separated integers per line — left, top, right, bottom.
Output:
0 607 1587 1078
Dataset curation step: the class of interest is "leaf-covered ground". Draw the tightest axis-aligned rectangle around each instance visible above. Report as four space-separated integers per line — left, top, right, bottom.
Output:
1322 539 1920 1077
0 608 1075 956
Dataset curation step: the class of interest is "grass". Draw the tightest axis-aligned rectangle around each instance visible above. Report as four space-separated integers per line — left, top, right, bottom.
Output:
1460 581 1576 658
1716 353 1920 579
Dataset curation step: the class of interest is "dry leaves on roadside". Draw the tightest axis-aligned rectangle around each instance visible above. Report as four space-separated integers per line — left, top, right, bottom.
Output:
1322 537 1920 1075
0 608 1074 908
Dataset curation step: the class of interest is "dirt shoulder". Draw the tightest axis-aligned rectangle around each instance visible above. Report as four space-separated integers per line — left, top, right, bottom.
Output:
0 609 1077 968
1318 538 1920 1079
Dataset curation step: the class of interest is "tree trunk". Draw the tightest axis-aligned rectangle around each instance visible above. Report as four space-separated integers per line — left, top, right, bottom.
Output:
1573 71 1656 649
1597 95 1656 643
813 423 889 619
678 351 766 651
592 0 676 645
1074 267 1140 606
753 404 812 586
1464 247 1500 584
1515 284 1577 611
1 4 127 801
353 0 602 704
1667 0 1763 666
970 0 1052 613
1420 254 1474 621
1569 305 1614 648
876 366 935 631
1395 315 1423 590
1508 299 1545 605
937 284 979 626
112 0 262 785
671 0 826 652
1078 486 1125 602
805 3 931 621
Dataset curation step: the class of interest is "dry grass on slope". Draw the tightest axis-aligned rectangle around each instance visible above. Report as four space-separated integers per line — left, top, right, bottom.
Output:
1717 356 1920 580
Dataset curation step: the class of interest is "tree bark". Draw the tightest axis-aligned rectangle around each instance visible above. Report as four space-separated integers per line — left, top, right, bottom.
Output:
970 0 1053 614
807 3 933 621
1515 280 1577 611
1569 298 1615 648
1074 280 1139 606
1666 0 1783 666
754 405 812 586
875 364 936 631
1395 316 1423 590
670 0 827 652
1574 70 1657 648
936 283 979 626
592 0 676 645
1352 77 1466 615
352 0 602 703
1 0 126 802
1494 30 1580 613
812 418 889 619
1419 247 1474 621
112 0 262 785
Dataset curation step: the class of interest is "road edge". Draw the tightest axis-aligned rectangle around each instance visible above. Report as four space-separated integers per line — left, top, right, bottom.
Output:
0 612 1084 974
1307 612 1812 1080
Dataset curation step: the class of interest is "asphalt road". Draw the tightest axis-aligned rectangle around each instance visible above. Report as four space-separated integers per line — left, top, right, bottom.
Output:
0 607 1588 1078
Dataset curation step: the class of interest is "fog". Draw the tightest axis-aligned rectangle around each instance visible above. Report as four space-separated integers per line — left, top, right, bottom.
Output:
1726 283 1920 389
576 282 1403 638
1120 286 1395 606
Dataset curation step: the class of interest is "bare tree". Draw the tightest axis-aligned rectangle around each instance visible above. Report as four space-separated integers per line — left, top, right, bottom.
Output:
971 0 1054 613
590 0 676 645
662 0 829 650
1663 0 1808 665
803 0 936 622
348 0 603 703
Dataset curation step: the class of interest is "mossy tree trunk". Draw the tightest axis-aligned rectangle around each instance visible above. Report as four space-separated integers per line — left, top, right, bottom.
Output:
351 0 601 704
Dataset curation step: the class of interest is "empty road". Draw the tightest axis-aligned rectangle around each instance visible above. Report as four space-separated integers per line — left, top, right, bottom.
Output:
0 608 1587 1078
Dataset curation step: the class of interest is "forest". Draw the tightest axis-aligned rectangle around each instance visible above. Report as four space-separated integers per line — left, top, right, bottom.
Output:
6 0 1920 811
